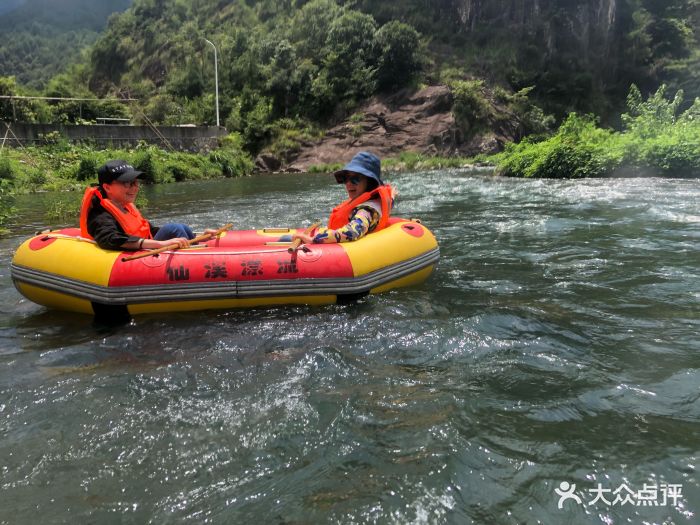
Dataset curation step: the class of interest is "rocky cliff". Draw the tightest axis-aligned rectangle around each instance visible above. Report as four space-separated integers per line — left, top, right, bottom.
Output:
263 85 518 173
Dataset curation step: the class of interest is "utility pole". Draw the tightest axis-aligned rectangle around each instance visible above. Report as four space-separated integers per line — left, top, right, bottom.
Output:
204 38 220 127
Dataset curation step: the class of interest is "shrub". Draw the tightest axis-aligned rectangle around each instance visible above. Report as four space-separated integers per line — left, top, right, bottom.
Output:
38 131 63 145
451 80 491 137
76 156 97 181
494 85 700 178
349 112 364 123
133 150 157 184
209 150 252 178
0 156 15 181
495 113 616 178
374 21 422 91
167 163 188 182
27 169 48 187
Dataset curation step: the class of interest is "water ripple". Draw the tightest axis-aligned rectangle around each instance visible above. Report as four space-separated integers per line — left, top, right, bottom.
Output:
1 173 698 523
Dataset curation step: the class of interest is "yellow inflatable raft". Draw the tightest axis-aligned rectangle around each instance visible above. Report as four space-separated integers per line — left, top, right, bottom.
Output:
11 218 439 316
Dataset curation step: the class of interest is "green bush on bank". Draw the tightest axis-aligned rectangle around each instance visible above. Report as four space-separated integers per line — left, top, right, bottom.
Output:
494 85 700 178
450 79 491 138
261 118 324 163
495 113 618 178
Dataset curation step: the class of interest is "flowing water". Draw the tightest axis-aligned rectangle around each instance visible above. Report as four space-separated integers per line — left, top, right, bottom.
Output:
0 170 698 524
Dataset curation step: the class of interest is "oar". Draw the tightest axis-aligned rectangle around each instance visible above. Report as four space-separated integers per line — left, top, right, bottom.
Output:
121 223 233 262
288 222 321 253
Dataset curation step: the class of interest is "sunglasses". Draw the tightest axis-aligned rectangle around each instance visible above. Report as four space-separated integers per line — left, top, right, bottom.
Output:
335 173 363 185
116 180 140 188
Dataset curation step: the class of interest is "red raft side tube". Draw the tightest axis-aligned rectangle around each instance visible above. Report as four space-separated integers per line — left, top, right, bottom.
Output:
10 218 439 315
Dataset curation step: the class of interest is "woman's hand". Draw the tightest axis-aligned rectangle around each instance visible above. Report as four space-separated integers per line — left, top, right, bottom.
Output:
124 237 191 251
292 232 314 245
156 237 190 249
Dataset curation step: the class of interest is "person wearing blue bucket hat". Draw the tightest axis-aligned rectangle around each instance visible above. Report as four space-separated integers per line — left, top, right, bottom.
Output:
293 151 396 244
335 151 384 187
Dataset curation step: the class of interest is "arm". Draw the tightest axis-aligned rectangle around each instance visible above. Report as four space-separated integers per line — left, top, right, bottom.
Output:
88 208 136 250
125 227 219 250
295 207 379 244
88 208 190 250
121 237 191 250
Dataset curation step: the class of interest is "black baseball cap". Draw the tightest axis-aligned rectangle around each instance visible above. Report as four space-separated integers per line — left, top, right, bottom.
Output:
97 159 143 185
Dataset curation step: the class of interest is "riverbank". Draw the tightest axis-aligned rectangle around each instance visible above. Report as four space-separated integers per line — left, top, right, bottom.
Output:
0 136 254 231
1 84 697 234
492 90 700 179
0 139 494 232
296 85 700 180
0 134 253 193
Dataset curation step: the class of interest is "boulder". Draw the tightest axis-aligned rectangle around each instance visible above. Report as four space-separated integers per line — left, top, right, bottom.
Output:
254 153 282 173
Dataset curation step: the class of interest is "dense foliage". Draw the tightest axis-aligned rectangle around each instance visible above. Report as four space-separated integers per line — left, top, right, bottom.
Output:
84 0 426 152
1 0 698 140
351 0 700 119
0 0 132 89
0 0 697 226
494 86 700 178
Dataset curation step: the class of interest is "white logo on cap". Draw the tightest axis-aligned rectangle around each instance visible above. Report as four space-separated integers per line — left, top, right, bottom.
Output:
110 164 133 173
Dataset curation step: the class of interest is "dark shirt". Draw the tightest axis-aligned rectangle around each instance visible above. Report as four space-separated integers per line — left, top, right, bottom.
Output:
87 195 158 250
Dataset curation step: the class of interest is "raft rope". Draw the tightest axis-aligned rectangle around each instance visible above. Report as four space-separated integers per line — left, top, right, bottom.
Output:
42 233 96 243
40 233 295 257
128 247 293 257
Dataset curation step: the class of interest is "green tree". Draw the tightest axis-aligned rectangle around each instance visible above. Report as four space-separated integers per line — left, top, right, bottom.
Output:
373 21 422 92
288 0 342 60
323 11 379 108
452 80 491 137
0 76 47 122
168 62 205 99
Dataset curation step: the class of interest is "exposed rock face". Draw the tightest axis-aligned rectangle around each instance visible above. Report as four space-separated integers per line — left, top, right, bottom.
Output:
287 85 503 172
255 152 282 172
456 0 621 72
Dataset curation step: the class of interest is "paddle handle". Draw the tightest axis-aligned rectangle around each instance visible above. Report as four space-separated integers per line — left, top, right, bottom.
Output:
288 222 321 253
122 223 233 262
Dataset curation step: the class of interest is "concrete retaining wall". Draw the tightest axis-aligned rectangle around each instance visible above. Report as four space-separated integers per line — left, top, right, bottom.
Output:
1 123 228 152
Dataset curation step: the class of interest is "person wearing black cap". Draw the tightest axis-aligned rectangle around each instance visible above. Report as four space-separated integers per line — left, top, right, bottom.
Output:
79 159 214 251
292 151 395 244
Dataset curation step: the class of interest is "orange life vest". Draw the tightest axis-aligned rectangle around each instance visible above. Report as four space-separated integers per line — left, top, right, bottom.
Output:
79 186 153 240
327 184 394 232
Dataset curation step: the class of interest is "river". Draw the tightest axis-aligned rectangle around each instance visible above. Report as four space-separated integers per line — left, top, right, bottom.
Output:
0 170 698 524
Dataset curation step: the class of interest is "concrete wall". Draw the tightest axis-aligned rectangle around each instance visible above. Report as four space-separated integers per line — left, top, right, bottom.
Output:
1 123 228 152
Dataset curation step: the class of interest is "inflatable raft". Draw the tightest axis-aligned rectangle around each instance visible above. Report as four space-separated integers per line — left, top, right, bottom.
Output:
11 218 439 316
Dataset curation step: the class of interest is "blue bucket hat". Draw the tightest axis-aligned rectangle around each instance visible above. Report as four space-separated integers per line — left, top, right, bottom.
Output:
334 151 383 186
